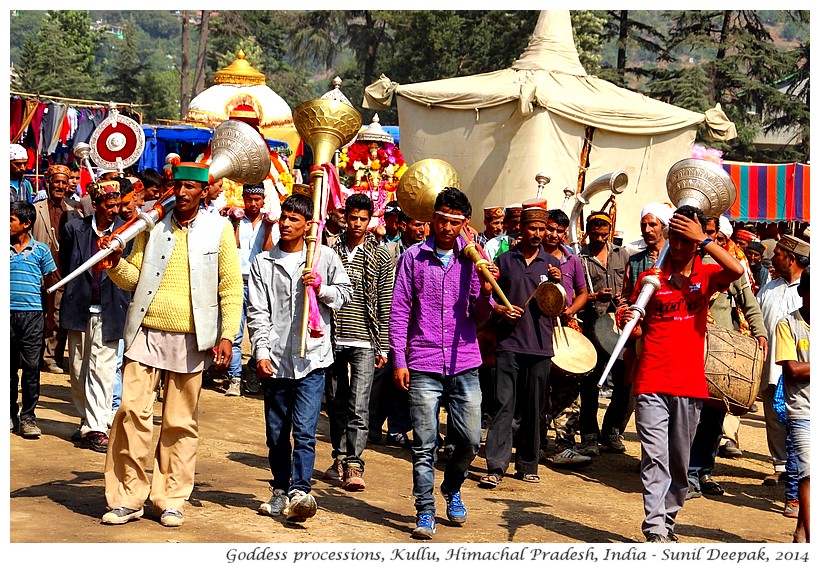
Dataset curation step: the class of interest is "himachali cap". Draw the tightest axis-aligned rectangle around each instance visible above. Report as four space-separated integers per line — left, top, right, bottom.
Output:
484 206 504 219
47 164 71 178
10 144 27 161
88 180 121 201
522 197 548 210
777 235 810 258
746 241 765 255
520 207 548 226
243 183 266 196
505 203 523 216
734 229 754 242
172 162 210 183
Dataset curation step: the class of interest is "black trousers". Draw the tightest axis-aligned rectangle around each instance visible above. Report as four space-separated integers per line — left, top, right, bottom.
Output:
484 351 551 476
579 351 631 438
11 310 44 421
368 356 411 439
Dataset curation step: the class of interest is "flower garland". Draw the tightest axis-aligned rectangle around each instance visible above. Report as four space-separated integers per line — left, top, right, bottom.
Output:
337 140 407 223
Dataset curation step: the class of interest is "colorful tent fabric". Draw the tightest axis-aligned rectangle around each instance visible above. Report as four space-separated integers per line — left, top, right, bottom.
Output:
723 161 810 222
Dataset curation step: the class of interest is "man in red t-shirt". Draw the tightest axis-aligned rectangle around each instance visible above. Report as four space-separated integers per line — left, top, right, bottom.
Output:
619 205 743 543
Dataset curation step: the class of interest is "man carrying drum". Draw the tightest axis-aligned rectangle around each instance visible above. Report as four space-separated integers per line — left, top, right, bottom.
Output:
685 216 767 501
578 212 631 454
618 205 743 543
480 207 561 488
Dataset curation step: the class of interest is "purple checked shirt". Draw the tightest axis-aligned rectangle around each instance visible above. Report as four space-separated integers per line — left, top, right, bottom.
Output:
390 235 494 376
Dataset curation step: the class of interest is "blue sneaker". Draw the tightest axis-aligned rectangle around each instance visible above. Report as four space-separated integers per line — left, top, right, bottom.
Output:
411 513 436 539
441 484 467 524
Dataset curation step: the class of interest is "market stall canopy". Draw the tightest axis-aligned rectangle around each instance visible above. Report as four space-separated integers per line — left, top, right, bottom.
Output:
364 10 737 239
724 161 810 222
184 51 300 163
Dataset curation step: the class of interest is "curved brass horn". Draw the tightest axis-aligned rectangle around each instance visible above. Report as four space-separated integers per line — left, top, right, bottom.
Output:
292 98 362 358
396 158 514 312
567 169 628 253
208 119 271 185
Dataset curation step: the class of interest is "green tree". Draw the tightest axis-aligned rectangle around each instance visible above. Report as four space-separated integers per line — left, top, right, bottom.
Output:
104 21 147 104
599 10 670 87
16 11 103 99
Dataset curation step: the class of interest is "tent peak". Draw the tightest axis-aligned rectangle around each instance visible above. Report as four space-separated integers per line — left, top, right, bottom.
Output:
511 10 586 76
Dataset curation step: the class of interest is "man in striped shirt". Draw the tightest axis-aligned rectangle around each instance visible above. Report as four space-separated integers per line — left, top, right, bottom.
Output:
10 201 59 438
325 194 394 491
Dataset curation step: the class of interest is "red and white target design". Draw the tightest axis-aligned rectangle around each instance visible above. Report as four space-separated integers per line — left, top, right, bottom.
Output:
89 113 145 170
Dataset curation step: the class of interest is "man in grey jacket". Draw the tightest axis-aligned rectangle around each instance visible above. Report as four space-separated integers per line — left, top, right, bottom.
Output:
247 193 352 523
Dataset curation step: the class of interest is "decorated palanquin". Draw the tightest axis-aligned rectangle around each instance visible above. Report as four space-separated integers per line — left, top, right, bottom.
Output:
337 113 407 228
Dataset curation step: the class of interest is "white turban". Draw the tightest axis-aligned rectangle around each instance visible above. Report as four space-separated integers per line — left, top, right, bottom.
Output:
640 202 673 226
96 168 117 180
10 144 27 161
718 215 733 238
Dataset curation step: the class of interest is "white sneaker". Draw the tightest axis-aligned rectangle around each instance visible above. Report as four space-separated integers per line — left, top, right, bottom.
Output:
258 488 289 517
550 447 592 467
225 378 241 397
286 489 317 522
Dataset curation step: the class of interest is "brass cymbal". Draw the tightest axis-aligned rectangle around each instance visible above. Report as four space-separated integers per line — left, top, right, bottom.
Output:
396 158 461 222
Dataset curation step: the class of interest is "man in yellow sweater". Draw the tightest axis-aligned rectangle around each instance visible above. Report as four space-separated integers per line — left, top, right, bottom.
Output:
100 162 243 528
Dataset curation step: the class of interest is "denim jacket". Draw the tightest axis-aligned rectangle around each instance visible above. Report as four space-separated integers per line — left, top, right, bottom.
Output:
246 243 352 380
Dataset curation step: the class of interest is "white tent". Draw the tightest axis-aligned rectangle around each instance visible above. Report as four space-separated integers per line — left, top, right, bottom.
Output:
364 10 736 240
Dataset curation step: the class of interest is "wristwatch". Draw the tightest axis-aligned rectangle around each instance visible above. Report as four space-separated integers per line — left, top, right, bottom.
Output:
699 237 713 251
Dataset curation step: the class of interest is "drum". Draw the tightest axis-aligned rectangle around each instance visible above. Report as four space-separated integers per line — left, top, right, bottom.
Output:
551 325 597 380
704 324 764 415
533 282 567 317
591 311 623 358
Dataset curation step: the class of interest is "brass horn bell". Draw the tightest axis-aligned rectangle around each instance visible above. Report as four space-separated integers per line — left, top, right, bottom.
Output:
396 159 461 222
208 119 271 185
666 158 737 217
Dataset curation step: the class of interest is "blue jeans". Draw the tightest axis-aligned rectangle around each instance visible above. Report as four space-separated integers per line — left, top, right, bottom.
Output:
408 368 482 515
229 284 251 381
326 346 375 466
113 339 124 412
262 369 325 494
788 418 810 481
785 426 798 501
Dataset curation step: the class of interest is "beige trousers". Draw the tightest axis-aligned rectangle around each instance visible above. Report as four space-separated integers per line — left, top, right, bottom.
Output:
67 314 119 435
104 360 202 512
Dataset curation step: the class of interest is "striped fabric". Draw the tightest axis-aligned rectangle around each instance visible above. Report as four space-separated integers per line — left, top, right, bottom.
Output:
723 161 810 222
10 238 57 311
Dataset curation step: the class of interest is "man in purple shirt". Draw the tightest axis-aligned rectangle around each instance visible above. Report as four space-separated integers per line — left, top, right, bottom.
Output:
390 187 494 540
541 208 591 466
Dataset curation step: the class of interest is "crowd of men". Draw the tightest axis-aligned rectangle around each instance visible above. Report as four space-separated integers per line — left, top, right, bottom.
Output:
10 142 810 543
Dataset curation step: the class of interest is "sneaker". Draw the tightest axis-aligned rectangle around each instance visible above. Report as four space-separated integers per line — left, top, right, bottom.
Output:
19 418 41 439
603 433 627 453
784 499 799 518
286 490 317 522
225 377 241 397
243 366 261 395
258 488 289 517
549 447 592 467
343 462 366 491
160 508 184 527
101 506 144 525
718 440 743 459
577 434 600 456
440 484 467 524
386 432 411 448
45 361 64 374
645 532 672 543
411 513 436 539
323 458 344 481
80 431 109 453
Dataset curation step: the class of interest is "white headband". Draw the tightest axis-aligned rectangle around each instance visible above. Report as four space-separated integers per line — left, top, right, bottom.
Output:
435 210 466 220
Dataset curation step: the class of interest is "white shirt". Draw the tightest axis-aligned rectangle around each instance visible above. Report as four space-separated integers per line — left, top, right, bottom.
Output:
757 276 803 385
238 215 264 278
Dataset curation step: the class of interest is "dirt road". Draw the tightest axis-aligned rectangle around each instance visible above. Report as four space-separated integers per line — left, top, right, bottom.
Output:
10 370 798 547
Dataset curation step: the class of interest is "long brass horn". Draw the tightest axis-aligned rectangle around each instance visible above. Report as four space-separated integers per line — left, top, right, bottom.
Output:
567 169 628 254
397 158 515 313
47 121 271 295
292 98 362 358
597 158 736 388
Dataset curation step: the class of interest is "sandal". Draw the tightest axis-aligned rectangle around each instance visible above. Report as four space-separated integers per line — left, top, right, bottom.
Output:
515 472 540 483
478 473 502 489
700 476 725 496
